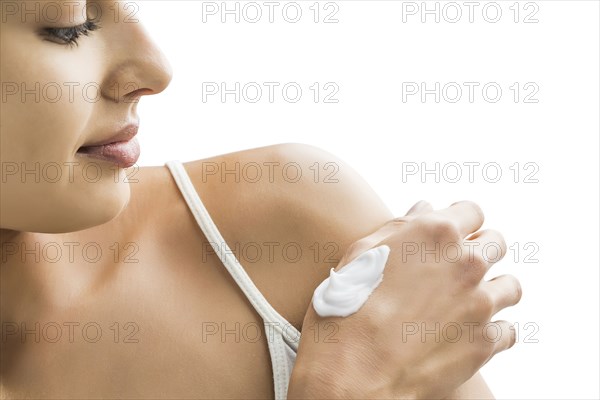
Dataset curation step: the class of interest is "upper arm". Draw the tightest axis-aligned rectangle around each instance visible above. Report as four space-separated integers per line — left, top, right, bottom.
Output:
183 143 492 397
275 142 396 244
183 142 396 329
261 143 397 327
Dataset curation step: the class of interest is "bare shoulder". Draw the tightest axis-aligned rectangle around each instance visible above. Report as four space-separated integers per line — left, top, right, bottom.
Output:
150 143 396 330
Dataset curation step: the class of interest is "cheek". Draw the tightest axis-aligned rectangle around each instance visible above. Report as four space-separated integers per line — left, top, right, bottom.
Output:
1 38 100 164
0 32 129 233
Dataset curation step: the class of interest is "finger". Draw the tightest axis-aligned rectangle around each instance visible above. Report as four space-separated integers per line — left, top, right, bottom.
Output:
344 200 432 267
489 320 517 357
437 200 485 238
335 228 392 270
405 200 433 216
481 274 522 315
337 202 431 268
464 229 507 266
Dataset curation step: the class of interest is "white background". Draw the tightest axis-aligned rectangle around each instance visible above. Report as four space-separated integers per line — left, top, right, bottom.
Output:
133 1 599 399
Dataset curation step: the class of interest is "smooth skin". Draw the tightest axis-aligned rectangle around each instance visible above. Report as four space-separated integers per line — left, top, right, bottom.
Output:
0 1 520 398
288 199 521 399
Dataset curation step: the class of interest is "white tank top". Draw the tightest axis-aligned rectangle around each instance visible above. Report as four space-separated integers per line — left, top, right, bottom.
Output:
165 160 300 400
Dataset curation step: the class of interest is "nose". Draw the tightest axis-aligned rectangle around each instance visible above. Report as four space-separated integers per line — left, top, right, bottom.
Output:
101 21 173 103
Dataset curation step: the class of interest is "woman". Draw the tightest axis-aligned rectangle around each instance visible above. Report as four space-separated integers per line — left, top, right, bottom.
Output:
0 1 521 398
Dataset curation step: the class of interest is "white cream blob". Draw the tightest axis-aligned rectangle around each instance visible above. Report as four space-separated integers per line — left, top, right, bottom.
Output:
312 244 391 318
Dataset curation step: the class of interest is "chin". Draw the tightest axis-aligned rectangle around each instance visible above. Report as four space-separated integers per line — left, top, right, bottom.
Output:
16 178 132 234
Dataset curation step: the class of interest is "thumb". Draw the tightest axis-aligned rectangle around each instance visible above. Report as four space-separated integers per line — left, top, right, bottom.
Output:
405 200 433 217
335 201 433 270
389 200 434 225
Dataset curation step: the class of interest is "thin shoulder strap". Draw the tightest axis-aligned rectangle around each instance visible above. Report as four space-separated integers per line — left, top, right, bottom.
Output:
165 160 300 351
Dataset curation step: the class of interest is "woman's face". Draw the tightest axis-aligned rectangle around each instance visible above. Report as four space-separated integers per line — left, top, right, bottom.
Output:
0 0 172 233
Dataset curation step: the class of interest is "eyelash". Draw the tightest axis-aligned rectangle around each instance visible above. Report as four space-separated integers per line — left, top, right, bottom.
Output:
41 19 100 47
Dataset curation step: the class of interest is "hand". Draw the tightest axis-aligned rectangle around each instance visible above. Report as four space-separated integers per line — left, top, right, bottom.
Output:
288 201 522 399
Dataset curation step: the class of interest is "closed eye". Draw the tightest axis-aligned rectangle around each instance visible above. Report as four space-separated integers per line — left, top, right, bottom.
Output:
41 19 100 47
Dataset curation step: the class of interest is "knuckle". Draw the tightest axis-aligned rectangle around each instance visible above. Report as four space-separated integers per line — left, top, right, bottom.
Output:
473 338 494 366
471 290 494 319
483 337 496 358
479 294 495 319
414 214 460 241
458 267 484 287
435 220 460 240
459 253 488 285
461 200 485 223
493 321 515 352
469 253 488 273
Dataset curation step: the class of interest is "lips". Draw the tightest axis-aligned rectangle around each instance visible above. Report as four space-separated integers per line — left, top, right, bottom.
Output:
77 138 140 168
77 124 140 168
